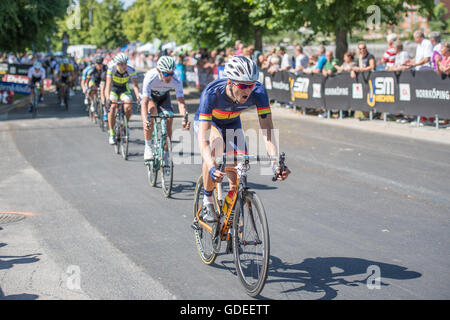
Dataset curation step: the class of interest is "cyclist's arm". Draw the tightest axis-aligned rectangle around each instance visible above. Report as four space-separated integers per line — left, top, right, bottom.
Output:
198 120 216 170
131 76 140 101
100 79 106 104
104 74 112 103
258 113 278 164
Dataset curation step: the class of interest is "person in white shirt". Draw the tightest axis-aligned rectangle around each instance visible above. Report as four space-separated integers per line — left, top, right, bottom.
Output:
141 56 190 161
292 45 309 72
386 40 411 71
279 46 292 71
27 61 46 111
406 30 433 70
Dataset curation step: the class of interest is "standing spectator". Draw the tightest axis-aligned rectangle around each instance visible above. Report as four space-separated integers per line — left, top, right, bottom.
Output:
430 31 443 71
322 50 339 76
279 46 292 71
236 41 244 55
302 54 319 74
386 40 411 71
406 30 433 70
315 45 327 73
436 42 450 76
381 34 397 69
351 41 376 78
334 51 356 73
292 45 309 72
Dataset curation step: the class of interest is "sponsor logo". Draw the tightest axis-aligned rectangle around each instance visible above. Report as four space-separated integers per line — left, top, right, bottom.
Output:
265 76 272 90
352 83 363 99
324 87 348 96
415 88 450 100
289 77 309 100
399 83 411 101
367 77 395 107
312 83 322 98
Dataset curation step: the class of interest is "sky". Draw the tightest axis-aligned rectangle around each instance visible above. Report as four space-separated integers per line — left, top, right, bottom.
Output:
120 0 135 9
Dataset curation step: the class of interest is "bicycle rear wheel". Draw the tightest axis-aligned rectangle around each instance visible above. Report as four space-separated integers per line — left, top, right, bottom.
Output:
232 190 270 297
114 123 121 155
192 175 218 265
160 136 173 197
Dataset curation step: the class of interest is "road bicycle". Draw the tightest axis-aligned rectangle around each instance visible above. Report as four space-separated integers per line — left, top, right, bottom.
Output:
30 82 41 118
191 152 287 297
57 81 70 111
145 112 188 198
111 100 138 160
87 87 99 124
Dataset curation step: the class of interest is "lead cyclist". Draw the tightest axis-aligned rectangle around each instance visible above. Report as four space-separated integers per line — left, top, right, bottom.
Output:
194 56 290 223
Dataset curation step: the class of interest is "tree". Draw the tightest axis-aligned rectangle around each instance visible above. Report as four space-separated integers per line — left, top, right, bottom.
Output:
294 0 435 62
0 0 69 53
122 0 161 43
428 2 450 33
89 0 127 48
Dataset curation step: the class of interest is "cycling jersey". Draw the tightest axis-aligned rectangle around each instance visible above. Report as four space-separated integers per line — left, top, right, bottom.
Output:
82 64 94 82
194 78 271 155
59 64 74 77
106 64 137 89
194 78 271 126
87 65 107 86
27 67 46 80
141 68 184 99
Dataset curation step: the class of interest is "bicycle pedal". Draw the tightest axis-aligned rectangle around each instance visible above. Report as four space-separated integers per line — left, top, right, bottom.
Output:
191 220 201 231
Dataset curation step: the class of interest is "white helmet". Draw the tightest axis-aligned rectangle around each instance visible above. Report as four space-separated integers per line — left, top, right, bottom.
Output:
224 56 258 82
113 53 128 64
157 56 175 73
33 61 42 68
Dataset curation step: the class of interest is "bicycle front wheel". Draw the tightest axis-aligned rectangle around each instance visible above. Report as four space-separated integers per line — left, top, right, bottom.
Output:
121 124 129 160
192 175 218 265
233 190 270 297
160 136 173 197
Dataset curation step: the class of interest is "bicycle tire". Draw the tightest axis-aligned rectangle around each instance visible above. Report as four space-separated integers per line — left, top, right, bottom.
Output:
146 159 158 187
193 175 218 265
160 136 173 197
232 190 270 297
121 124 129 160
114 123 120 155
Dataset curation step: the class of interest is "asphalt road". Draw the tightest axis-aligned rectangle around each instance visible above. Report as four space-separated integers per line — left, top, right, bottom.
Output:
0 81 449 300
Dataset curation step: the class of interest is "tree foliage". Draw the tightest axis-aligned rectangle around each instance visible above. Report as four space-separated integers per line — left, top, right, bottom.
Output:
0 0 69 52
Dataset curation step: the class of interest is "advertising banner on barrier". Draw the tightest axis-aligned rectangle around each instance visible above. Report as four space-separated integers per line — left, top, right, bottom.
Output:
0 81 30 95
185 67 449 118
7 64 32 76
397 71 450 118
0 63 8 75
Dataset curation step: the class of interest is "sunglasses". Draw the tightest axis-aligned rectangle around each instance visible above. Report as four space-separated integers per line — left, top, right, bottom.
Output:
231 81 256 90
162 72 174 77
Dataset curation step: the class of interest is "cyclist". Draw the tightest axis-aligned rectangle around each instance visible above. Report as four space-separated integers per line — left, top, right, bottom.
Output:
81 59 94 107
194 55 290 223
57 57 74 107
27 61 46 112
105 53 140 145
141 55 190 161
86 55 107 117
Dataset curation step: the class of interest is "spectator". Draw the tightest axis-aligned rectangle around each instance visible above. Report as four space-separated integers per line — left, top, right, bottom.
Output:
267 56 281 75
436 42 450 76
351 41 376 78
302 54 319 74
334 51 356 73
236 41 244 55
260 53 271 70
406 30 433 70
322 50 339 76
279 46 292 71
430 31 443 71
386 40 411 71
382 34 397 69
292 45 309 72
315 45 327 73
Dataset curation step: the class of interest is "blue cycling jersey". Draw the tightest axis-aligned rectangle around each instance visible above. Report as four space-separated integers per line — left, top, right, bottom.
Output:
194 78 271 127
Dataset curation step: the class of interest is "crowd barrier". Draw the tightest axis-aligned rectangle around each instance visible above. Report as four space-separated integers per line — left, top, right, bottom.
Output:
182 65 450 119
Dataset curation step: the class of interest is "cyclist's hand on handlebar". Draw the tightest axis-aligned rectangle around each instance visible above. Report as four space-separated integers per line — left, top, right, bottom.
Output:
209 166 226 183
273 165 290 181
182 119 191 130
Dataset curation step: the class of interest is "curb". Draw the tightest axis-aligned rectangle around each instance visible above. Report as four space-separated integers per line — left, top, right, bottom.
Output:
0 96 30 114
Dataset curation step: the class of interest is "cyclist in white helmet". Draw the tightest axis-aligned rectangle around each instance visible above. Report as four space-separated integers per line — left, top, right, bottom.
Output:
105 52 140 145
193 55 290 223
141 55 190 161
27 61 46 111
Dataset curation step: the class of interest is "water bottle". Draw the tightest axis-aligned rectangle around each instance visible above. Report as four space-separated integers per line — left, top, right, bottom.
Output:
222 190 234 215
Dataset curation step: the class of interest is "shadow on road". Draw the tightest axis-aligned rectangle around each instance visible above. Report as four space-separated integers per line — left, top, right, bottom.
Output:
265 256 422 300
0 242 41 300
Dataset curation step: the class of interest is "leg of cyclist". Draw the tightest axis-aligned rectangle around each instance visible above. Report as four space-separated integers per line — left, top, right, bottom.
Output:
141 97 157 161
108 91 119 145
39 78 44 102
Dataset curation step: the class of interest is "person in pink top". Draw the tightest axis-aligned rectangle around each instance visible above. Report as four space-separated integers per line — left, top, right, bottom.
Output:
436 42 450 76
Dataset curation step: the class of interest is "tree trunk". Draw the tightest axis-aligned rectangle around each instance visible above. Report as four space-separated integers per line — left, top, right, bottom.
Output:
335 28 348 63
254 26 263 52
